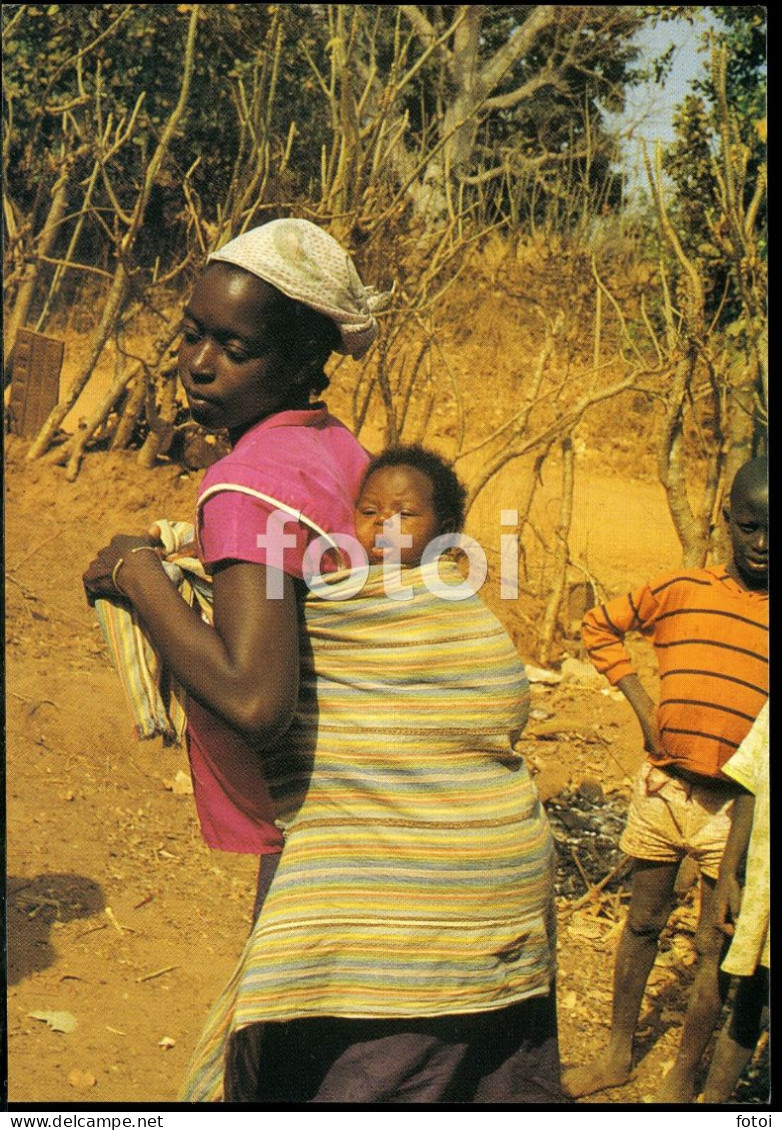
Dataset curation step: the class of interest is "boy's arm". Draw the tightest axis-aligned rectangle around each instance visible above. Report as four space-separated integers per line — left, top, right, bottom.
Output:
583 584 662 755
714 703 767 933
713 790 755 934
616 673 662 757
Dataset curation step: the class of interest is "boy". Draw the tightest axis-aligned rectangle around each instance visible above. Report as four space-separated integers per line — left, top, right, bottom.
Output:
562 457 768 1104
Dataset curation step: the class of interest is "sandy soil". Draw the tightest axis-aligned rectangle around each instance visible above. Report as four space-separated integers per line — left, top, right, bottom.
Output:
4 424 767 1109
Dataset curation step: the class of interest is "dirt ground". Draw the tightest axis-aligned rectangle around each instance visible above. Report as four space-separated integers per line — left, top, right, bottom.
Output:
4 414 767 1108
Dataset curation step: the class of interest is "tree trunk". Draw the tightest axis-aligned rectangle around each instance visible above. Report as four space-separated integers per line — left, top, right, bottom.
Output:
137 367 179 469
538 435 575 664
26 5 199 466
417 7 482 220
111 363 148 453
26 263 129 460
4 175 69 369
657 352 709 567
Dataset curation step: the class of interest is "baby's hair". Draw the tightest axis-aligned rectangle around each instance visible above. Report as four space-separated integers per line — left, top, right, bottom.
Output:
360 445 467 532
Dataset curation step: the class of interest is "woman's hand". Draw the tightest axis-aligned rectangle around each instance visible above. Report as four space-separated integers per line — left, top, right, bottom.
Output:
85 532 299 747
147 523 198 560
83 533 164 603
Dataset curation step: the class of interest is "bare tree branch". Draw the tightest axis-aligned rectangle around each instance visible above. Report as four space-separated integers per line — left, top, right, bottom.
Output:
477 6 558 94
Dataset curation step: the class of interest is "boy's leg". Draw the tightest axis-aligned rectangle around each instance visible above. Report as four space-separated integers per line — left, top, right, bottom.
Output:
562 859 678 1098
652 875 730 1103
702 966 768 1104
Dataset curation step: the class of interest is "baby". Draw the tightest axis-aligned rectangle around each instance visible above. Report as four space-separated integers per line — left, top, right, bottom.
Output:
353 444 467 568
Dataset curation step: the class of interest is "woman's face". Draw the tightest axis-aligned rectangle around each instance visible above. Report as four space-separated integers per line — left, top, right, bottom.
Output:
178 263 306 438
355 465 442 566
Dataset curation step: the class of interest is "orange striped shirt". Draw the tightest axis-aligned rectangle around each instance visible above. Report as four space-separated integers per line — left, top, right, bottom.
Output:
582 565 768 778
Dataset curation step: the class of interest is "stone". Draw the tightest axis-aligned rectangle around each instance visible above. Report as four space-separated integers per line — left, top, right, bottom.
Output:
578 777 605 804
560 657 605 688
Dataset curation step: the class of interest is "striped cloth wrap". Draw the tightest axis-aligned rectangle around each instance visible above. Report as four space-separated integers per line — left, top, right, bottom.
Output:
93 520 212 744
181 559 556 1103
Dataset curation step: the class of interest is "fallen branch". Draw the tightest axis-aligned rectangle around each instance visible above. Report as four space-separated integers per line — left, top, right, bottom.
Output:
558 854 632 920
570 846 592 893
136 965 178 983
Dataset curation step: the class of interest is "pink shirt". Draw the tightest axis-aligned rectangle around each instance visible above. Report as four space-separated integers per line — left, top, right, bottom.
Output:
186 406 370 853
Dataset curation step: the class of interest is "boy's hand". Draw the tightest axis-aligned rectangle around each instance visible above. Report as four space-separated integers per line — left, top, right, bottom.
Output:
639 710 663 758
713 873 742 936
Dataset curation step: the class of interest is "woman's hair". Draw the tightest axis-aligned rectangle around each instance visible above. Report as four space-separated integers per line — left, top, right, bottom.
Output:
262 288 342 397
360 445 468 532
207 261 342 397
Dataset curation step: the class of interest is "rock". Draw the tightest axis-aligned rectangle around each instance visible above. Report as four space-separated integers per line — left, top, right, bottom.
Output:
525 665 562 685
529 707 555 721
164 770 194 796
560 658 605 688
557 809 591 831
68 1069 97 1090
545 783 631 898
578 777 605 805
600 686 626 702
171 770 193 796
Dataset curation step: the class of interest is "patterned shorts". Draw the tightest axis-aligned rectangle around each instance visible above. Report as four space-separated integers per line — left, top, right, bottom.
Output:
620 761 735 879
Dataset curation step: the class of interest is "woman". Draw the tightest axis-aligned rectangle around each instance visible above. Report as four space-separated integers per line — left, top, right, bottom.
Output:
86 223 562 1104
84 218 381 890
178 457 562 1105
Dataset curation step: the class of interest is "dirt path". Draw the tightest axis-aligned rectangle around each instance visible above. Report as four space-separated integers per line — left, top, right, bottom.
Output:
4 438 766 1107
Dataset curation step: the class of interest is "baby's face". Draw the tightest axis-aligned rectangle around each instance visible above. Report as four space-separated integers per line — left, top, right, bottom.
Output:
355 465 441 566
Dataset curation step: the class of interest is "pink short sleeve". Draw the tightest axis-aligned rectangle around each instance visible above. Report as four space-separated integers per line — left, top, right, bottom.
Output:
183 409 369 854
186 698 284 854
199 491 311 579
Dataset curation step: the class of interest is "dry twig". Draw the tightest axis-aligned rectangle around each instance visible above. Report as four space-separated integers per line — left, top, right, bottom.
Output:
558 854 632 920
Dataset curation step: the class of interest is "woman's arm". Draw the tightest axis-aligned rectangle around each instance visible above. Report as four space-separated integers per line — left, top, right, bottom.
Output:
83 534 299 747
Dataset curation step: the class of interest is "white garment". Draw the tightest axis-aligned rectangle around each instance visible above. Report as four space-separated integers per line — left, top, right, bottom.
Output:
209 219 392 359
721 702 769 974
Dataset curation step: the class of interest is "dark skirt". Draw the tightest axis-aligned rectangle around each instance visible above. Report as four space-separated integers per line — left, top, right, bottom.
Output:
224 990 567 1105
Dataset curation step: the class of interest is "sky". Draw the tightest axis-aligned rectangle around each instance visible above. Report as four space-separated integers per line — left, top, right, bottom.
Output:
605 10 715 185
619 15 712 145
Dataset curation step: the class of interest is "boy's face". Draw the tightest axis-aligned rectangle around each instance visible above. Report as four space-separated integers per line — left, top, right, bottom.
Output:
355 465 442 566
724 484 768 591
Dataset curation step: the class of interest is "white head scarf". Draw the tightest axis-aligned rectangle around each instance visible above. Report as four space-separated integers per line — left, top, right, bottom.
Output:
208 219 390 360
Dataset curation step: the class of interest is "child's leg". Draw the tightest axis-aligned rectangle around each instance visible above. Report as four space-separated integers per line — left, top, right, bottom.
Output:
702 966 769 1104
562 859 678 1098
653 874 730 1103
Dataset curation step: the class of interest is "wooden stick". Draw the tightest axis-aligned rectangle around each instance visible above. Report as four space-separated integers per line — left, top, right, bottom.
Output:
105 907 124 933
570 846 592 893
75 923 107 940
559 854 632 919
136 965 177 984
